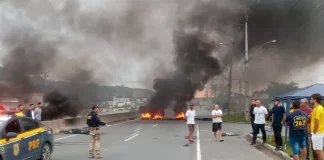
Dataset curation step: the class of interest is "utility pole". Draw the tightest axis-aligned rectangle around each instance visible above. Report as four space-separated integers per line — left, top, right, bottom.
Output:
244 13 249 121
221 75 224 94
226 41 234 115
239 79 242 95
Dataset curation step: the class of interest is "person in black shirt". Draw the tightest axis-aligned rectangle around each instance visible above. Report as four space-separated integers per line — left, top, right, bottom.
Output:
271 100 286 151
285 101 307 160
87 105 109 159
25 104 35 119
249 99 256 134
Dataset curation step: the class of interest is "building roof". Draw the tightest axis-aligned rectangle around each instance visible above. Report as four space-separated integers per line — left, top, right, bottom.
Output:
275 83 324 100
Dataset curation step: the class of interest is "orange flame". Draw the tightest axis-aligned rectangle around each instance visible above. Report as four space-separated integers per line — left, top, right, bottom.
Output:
175 112 185 119
141 113 151 119
152 113 163 120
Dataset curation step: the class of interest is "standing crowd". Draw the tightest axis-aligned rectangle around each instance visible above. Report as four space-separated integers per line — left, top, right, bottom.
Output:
14 102 43 121
84 94 324 160
249 93 324 160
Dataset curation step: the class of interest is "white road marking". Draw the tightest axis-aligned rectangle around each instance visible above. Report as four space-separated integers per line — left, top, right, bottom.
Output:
124 134 139 142
54 119 137 141
54 135 76 142
196 124 201 160
135 127 142 132
152 124 158 127
130 130 140 136
103 119 138 128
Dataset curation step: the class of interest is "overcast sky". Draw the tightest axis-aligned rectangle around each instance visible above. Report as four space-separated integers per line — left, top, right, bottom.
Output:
0 0 323 93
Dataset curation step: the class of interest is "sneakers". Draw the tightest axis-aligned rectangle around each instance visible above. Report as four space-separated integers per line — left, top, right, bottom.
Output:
250 141 256 145
275 146 283 151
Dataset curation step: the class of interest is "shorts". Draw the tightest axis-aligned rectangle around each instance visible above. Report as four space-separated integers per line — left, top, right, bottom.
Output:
289 136 306 155
311 133 324 150
188 124 195 132
212 122 222 132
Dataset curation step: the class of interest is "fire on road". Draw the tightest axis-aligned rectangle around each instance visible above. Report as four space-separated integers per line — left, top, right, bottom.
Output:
141 112 185 120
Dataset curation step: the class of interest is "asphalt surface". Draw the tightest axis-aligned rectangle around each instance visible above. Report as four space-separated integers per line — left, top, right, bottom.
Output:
52 120 277 160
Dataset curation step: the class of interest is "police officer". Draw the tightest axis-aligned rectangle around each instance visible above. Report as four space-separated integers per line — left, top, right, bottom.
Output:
87 105 109 159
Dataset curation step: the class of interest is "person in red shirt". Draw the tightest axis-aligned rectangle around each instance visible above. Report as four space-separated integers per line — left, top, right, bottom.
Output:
300 98 312 160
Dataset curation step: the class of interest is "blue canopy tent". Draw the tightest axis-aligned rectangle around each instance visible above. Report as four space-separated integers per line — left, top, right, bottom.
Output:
274 83 324 149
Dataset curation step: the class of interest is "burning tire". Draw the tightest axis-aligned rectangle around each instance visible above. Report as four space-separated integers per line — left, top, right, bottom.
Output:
141 113 152 120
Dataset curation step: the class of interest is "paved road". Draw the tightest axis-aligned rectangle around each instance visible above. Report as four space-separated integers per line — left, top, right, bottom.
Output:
52 120 275 160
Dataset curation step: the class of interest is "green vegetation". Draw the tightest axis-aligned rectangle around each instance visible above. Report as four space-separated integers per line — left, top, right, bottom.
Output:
223 114 271 124
252 82 299 104
266 135 314 158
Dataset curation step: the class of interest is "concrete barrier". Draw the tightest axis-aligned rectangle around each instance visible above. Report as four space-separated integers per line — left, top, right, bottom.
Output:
42 111 139 133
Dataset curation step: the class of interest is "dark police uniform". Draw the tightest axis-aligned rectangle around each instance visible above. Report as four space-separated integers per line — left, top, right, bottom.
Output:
87 105 106 159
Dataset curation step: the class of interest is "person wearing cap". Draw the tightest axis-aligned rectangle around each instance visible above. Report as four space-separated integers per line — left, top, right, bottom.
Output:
186 104 196 144
87 105 109 159
271 99 285 151
300 98 312 160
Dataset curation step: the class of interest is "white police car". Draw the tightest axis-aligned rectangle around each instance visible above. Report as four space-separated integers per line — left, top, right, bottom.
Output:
0 116 54 160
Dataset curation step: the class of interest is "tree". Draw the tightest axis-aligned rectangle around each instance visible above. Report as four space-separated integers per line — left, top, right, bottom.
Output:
265 82 299 99
253 82 299 103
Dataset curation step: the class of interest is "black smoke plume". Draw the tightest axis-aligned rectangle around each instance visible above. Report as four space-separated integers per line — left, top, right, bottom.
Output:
1 31 95 120
147 0 324 113
185 0 324 88
42 90 83 120
236 0 324 87
2 33 57 97
147 30 222 114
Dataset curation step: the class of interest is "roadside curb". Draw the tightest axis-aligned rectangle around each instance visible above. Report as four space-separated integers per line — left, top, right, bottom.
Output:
246 134 292 160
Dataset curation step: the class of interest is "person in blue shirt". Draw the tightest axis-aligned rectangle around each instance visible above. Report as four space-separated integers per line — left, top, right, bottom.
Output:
271 100 286 151
285 101 307 160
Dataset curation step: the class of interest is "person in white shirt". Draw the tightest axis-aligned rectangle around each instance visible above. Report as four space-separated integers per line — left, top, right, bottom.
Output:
34 102 42 121
186 104 196 143
251 99 268 145
212 105 224 142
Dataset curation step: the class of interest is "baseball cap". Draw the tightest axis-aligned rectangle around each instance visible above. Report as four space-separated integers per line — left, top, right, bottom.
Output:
92 105 99 110
300 98 308 103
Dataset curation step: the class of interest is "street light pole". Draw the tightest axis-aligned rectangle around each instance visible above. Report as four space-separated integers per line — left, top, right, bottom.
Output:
227 44 233 115
244 13 249 121
220 39 275 120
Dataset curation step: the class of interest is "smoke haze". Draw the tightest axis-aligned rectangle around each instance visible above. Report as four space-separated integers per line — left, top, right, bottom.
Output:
148 30 222 113
1 0 324 116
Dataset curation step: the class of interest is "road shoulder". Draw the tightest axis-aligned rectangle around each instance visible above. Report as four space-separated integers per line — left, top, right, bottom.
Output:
245 134 292 160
